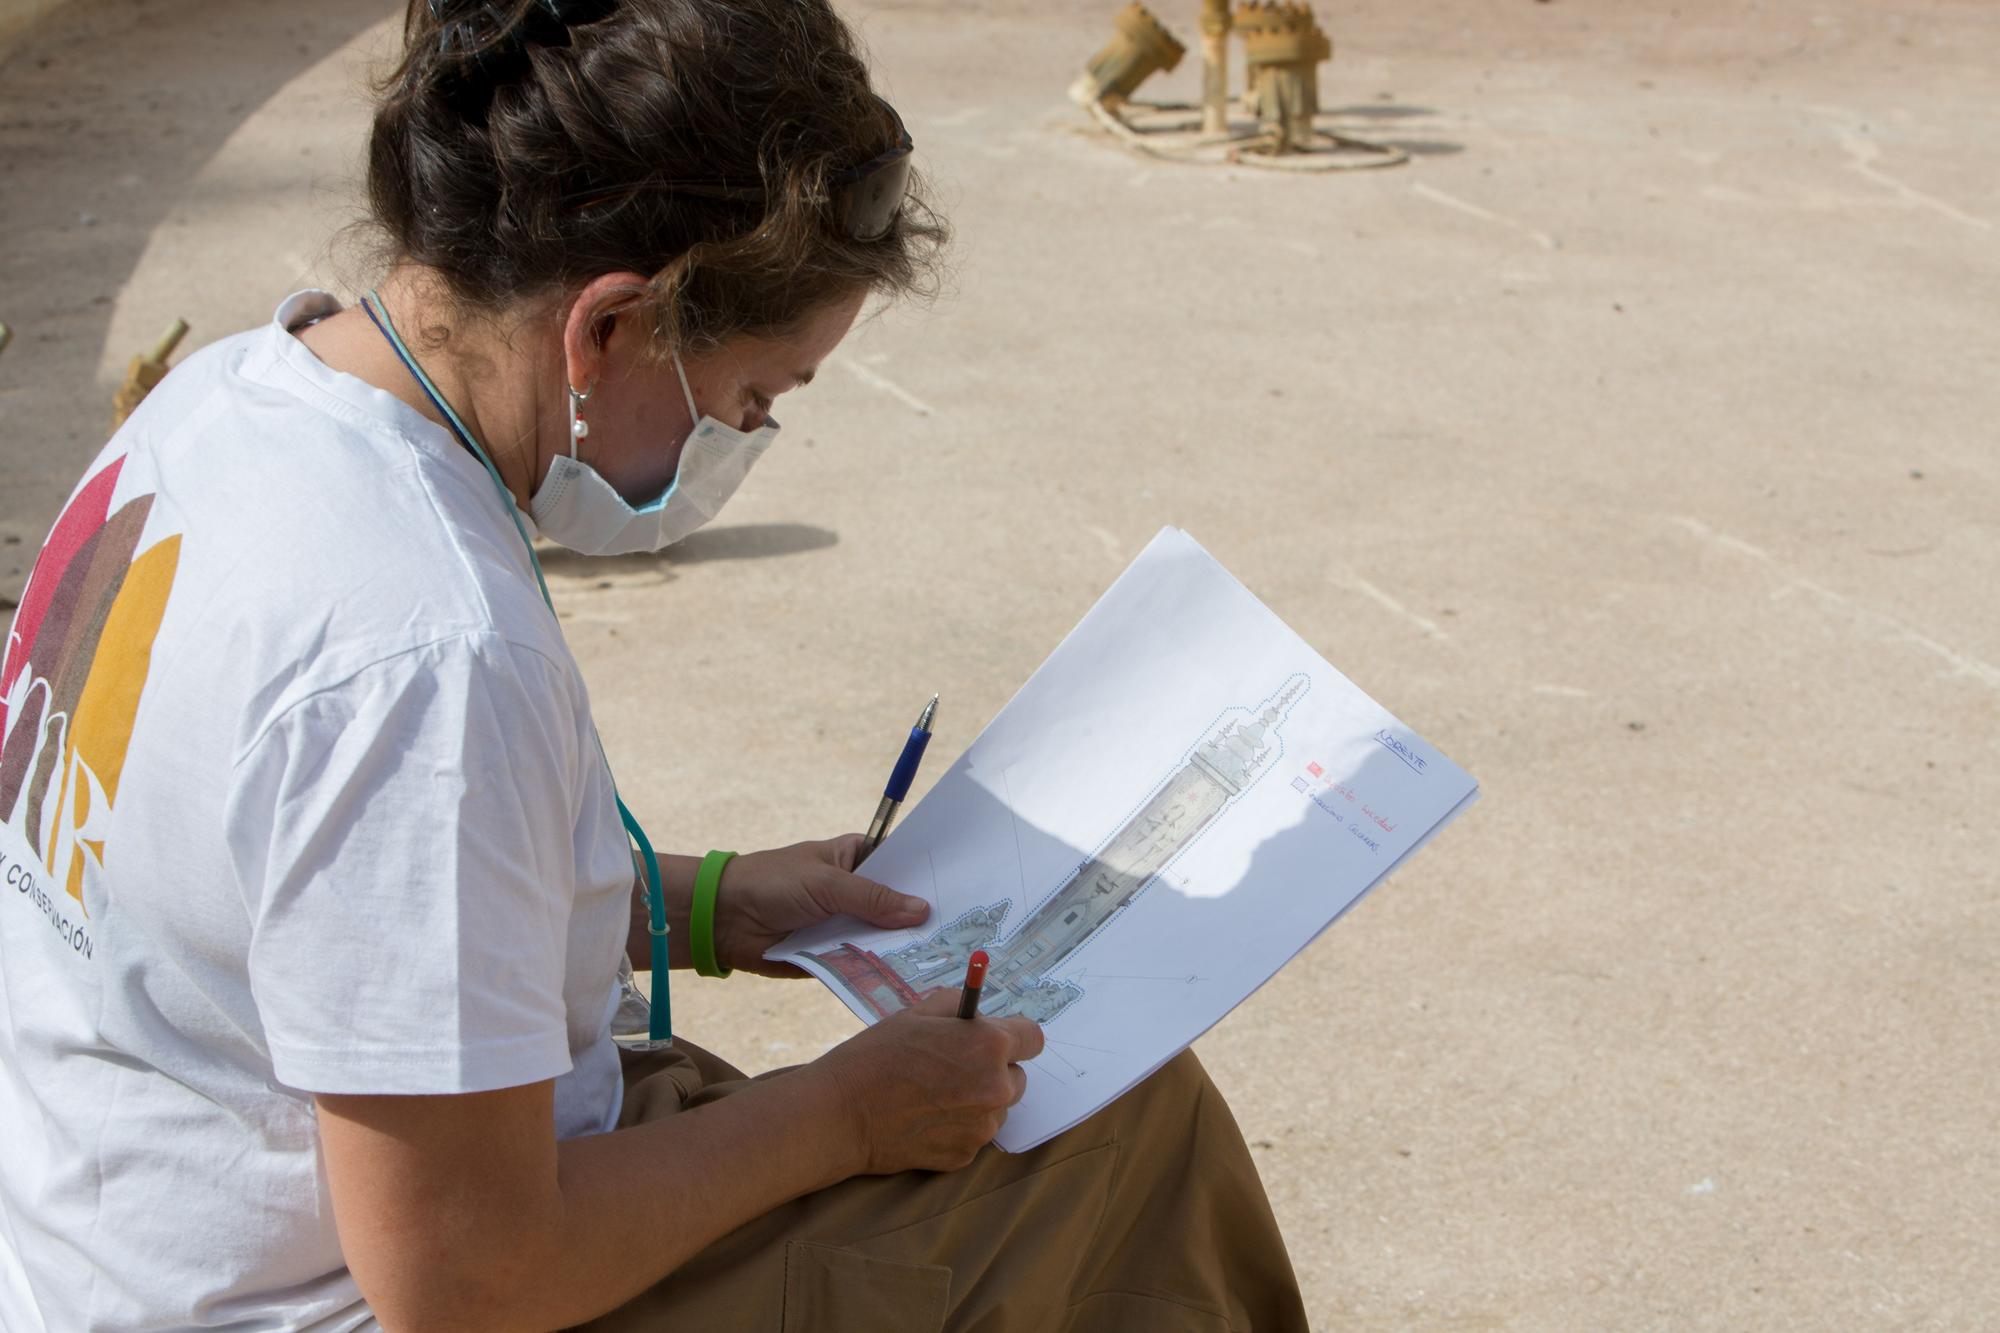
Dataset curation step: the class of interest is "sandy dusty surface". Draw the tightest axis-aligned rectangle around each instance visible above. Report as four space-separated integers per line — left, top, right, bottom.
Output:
3 0 1997 1325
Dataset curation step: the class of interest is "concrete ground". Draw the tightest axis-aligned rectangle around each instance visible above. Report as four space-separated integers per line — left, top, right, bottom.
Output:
4 0 1996 1325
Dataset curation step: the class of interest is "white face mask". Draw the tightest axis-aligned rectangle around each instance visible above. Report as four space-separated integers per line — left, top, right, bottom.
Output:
530 353 778 557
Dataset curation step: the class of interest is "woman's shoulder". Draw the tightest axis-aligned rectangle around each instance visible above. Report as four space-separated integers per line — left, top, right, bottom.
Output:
96 316 577 724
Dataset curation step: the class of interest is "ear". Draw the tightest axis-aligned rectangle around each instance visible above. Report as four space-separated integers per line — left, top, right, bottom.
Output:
560 271 653 393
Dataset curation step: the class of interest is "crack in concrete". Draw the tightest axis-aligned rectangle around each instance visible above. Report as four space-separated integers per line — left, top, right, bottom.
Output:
1668 515 2000 692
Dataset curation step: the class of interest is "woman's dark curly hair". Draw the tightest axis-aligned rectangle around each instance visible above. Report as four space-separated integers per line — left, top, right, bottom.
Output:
368 0 946 354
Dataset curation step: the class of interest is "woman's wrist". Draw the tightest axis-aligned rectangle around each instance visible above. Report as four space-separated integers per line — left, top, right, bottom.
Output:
690 851 736 977
627 852 700 971
786 1054 870 1185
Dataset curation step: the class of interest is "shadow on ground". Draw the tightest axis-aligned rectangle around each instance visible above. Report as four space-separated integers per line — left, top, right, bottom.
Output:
0 0 393 597
536 523 841 580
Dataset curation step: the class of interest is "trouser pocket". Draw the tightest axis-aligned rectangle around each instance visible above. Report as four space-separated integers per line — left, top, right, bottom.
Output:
781 1240 952 1332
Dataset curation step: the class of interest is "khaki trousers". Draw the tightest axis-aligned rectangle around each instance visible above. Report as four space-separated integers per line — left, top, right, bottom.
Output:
576 1040 1309 1333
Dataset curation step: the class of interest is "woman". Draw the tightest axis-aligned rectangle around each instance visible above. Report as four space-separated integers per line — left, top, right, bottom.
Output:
0 0 1308 1327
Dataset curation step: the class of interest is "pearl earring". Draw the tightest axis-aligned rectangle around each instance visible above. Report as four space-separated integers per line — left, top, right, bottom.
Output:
566 380 594 453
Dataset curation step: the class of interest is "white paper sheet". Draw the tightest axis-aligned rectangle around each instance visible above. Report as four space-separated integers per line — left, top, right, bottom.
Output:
771 528 1479 1151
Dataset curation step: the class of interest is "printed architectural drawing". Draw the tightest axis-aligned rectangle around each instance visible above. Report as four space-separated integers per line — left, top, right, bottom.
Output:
806 674 1309 1023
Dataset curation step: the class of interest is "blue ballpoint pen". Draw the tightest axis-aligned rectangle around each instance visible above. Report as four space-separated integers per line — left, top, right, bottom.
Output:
861 694 937 859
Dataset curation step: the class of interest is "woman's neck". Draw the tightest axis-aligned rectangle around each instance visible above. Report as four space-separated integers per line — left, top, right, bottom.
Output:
298 270 554 511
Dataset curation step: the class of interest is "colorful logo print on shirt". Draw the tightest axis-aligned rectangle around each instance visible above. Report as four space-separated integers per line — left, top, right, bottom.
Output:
0 456 180 910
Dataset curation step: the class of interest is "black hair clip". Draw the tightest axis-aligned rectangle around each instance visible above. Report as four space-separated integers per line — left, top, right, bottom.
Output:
429 0 617 117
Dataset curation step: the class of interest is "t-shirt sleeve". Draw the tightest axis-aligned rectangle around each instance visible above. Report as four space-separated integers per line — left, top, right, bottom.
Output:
225 632 590 1095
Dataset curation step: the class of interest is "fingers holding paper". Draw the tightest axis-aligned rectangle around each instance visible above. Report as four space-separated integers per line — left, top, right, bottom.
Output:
709 836 931 978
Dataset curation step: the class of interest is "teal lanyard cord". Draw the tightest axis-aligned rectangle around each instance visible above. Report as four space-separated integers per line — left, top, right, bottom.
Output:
360 290 671 1043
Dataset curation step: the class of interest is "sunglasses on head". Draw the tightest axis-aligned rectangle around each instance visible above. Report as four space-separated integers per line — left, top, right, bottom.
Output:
827 97 914 241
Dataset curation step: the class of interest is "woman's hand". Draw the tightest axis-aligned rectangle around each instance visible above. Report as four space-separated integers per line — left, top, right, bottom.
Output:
808 989 1045 1173
709 834 930 977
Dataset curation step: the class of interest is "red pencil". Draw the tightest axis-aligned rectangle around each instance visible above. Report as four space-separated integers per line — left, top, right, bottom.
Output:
956 950 989 1020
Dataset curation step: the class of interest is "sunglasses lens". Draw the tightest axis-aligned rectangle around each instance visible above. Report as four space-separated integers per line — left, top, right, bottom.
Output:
840 149 913 241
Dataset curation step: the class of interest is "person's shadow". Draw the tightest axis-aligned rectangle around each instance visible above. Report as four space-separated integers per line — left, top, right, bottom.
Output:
534 523 839 582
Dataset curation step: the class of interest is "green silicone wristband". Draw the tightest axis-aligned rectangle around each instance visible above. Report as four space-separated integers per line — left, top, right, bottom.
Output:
692 850 737 978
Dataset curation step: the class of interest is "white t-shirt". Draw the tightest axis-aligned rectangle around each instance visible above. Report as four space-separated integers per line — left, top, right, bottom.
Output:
0 292 638 1331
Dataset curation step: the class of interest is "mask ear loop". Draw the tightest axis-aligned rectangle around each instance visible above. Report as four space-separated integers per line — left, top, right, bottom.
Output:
671 351 701 429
